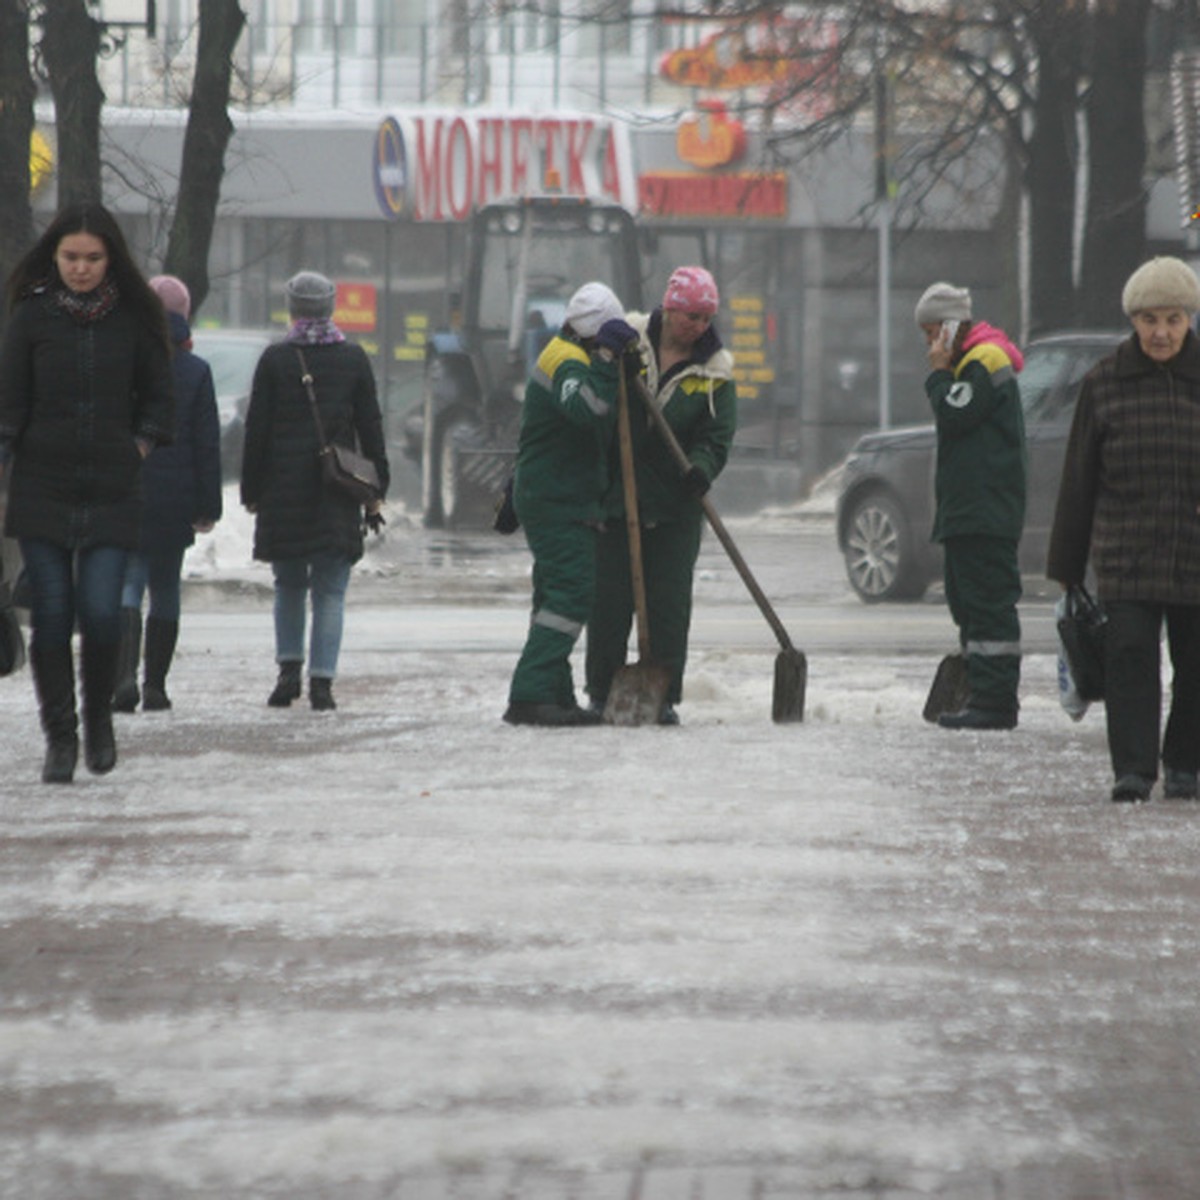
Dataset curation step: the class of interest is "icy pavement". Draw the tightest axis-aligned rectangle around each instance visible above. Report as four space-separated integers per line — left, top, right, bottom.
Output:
2 490 1199 1198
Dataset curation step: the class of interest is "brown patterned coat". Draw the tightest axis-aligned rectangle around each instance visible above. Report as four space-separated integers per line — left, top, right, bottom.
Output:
1047 331 1200 602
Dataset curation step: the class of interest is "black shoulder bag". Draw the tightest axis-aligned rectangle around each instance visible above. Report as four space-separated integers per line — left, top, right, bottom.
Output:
296 348 382 507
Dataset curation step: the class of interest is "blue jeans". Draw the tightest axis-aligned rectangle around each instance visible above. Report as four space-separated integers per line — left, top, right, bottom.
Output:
19 538 128 649
121 547 186 621
272 553 352 679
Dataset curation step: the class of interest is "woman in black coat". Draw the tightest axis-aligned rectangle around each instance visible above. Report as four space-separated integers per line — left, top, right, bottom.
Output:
0 202 174 783
113 275 223 714
240 271 388 711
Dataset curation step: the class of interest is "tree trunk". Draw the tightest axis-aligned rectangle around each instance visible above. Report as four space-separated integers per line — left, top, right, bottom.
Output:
163 0 246 316
1025 8 1084 334
40 0 104 206
0 0 36 330
1079 0 1150 328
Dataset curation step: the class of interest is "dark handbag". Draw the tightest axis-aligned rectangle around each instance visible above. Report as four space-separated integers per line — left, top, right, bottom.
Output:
1 566 26 677
1057 583 1106 702
296 349 382 507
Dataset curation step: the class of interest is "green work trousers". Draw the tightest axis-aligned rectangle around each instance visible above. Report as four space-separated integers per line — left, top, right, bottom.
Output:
508 520 597 707
942 534 1022 714
586 514 703 707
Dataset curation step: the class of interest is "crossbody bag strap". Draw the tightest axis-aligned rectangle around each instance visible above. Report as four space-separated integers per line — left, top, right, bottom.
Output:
295 347 329 450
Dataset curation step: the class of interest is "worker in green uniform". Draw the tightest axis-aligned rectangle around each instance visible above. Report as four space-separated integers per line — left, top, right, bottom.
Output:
917 281 1027 730
585 266 737 725
504 282 639 727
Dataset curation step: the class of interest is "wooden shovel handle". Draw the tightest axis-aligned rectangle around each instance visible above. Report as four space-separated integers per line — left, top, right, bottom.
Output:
616 367 653 661
636 377 796 655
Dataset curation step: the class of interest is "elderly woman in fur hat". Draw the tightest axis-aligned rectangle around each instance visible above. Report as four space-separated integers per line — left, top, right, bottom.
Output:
1048 256 1200 803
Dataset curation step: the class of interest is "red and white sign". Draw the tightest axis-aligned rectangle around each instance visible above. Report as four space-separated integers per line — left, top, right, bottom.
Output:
394 113 635 221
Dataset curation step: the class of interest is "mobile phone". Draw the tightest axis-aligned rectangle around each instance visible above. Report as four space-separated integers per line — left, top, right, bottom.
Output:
941 319 960 348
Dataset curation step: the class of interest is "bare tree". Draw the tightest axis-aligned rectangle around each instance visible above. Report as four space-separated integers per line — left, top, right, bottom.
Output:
717 0 1154 331
12 0 245 318
1079 0 1151 327
162 0 247 313
39 0 104 205
0 0 36 327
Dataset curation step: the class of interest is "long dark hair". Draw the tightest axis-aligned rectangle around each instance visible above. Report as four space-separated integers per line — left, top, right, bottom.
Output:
6 201 168 355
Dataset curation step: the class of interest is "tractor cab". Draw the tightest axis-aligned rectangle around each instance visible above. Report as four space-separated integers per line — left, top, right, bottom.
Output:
416 195 643 527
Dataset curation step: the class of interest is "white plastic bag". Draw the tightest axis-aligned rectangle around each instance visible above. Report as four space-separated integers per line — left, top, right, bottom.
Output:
1055 593 1088 721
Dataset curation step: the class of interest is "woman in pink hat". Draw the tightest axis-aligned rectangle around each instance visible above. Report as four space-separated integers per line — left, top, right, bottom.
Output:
585 265 737 725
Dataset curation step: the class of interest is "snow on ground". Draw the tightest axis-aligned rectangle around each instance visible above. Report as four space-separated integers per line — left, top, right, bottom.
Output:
2 482 1199 1195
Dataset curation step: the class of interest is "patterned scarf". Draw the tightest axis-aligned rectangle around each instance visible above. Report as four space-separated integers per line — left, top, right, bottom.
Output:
286 317 345 345
51 276 120 325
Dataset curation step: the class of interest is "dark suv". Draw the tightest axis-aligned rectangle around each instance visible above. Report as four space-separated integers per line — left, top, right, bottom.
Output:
835 330 1124 602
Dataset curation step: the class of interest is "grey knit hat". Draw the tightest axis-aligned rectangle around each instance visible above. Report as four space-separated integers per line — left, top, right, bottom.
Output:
914 281 972 327
286 270 336 319
1121 256 1200 316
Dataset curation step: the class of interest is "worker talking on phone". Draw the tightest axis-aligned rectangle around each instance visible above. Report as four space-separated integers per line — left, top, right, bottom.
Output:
916 281 1027 730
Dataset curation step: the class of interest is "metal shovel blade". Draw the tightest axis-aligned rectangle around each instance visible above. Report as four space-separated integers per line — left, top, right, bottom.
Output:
603 661 673 727
922 652 970 723
772 648 807 723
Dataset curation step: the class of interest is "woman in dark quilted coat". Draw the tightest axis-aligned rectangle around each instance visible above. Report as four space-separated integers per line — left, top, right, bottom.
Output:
113 275 223 715
0 202 174 784
1048 256 1200 803
240 271 388 711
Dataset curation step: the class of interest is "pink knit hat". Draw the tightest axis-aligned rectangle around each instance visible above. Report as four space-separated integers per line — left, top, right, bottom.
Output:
662 266 719 315
149 274 191 318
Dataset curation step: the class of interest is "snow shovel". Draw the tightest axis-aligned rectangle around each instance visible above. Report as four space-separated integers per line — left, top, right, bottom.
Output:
604 368 672 726
922 652 971 723
638 379 806 723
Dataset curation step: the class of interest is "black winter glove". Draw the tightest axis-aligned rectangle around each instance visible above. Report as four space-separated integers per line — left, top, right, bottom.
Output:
363 509 386 535
595 318 639 357
682 465 710 498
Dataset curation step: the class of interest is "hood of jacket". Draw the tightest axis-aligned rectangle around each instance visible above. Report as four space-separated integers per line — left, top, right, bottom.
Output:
962 320 1024 372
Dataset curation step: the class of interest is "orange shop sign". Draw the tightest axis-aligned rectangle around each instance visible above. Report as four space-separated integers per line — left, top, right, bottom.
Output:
658 15 839 104
677 101 747 170
638 171 787 220
334 282 377 333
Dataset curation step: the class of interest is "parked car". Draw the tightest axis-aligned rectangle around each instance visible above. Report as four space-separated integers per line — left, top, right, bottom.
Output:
835 330 1125 602
190 328 278 480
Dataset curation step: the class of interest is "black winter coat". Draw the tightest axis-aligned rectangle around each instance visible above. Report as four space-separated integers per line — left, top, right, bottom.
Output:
140 311 223 552
0 289 174 550
240 338 389 564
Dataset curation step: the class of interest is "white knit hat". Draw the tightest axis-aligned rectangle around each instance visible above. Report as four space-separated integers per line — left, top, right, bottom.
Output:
1121 256 1200 316
914 281 972 327
564 281 624 339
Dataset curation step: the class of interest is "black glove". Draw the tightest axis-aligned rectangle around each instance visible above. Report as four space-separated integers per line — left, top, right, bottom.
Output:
682 465 710 498
363 509 386 535
595 318 639 357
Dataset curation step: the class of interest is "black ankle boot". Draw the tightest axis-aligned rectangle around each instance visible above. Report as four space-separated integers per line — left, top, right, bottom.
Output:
268 661 303 707
310 676 336 711
31 642 79 784
112 607 142 713
42 736 79 785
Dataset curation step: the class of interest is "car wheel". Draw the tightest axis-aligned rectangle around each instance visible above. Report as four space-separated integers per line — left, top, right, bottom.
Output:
842 491 928 602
